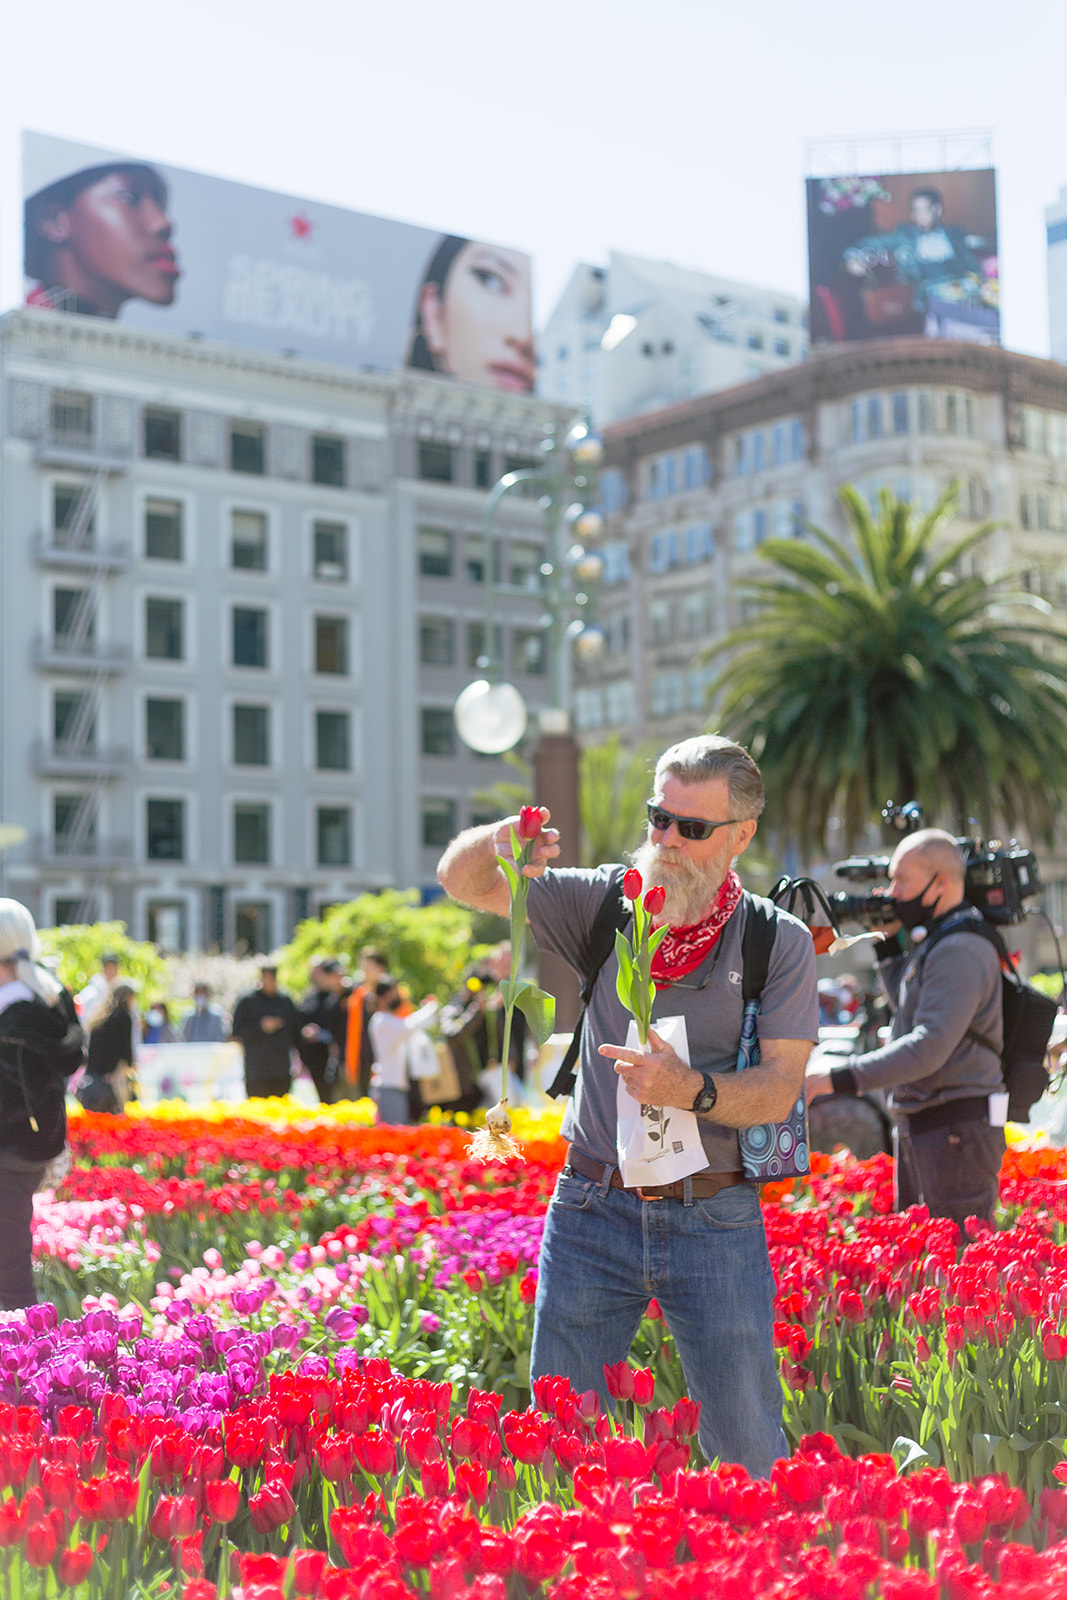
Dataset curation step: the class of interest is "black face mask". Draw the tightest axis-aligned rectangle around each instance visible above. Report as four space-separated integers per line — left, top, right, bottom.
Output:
892 872 940 930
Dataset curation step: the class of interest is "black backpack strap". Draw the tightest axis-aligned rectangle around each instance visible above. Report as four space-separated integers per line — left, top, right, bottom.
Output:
547 866 630 1100
740 891 779 1003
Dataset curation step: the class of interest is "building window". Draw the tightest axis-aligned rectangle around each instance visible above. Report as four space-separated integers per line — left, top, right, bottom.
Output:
509 541 542 591
233 704 270 766
752 433 765 473
231 510 268 571
147 799 185 861
145 597 183 661
234 803 270 864
317 806 351 866
467 622 503 670
233 606 268 668
945 394 958 435
311 434 345 486
747 332 764 351
147 901 186 952
54 587 93 644
144 407 181 461
421 798 456 848
650 456 678 500
604 679 635 727
418 442 454 482
514 628 546 675
892 393 910 435
419 617 455 666
965 396 977 439
600 469 628 513
774 339 790 357
50 391 93 441
1020 493 1031 531
314 616 348 675
230 422 265 475
146 698 184 761
316 710 350 770
685 523 714 564
683 446 709 489
418 528 453 578
313 521 347 581
421 707 456 756
867 396 884 439
54 794 95 850
54 690 95 750
53 483 94 540
1038 492 1051 532
791 419 804 461
918 393 936 434
474 448 493 488
649 598 673 646
234 902 271 955
850 400 865 444
773 307 789 324
145 499 183 561
602 542 632 585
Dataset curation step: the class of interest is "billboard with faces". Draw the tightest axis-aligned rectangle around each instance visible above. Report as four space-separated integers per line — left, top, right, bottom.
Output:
806 167 999 346
21 131 535 393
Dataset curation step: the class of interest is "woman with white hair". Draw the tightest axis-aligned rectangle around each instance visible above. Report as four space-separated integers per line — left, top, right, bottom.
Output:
0 899 84 1310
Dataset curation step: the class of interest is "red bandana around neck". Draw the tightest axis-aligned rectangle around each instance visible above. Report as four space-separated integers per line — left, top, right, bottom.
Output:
650 868 743 989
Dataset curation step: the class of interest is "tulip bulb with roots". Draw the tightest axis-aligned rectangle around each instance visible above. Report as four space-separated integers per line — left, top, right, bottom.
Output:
469 1097 522 1162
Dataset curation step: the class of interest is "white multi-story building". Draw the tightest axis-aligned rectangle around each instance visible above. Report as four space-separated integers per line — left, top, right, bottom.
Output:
1047 186 1067 365
0 308 569 948
539 252 808 428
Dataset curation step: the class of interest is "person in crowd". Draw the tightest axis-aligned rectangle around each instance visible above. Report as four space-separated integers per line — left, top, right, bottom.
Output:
437 734 819 1479
0 898 84 1310
183 982 228 1043
406 234 535 394
439 943 526 1113
367 977 438 1126
231 962 300 1100
806 829 1004 1229
75 951 119 1021
24 161 180 319
341 947 390 1099
79 982 138 1114
297 956 350 1103
142 1000 179 1044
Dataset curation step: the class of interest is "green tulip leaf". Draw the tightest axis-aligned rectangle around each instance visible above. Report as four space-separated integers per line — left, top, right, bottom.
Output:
971 1433 1003 1476
892 1436 933 1472
496 854 520 897
514 982 556 1045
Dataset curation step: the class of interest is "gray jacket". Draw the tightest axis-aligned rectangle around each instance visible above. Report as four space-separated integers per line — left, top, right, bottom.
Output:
848 908 1004 1112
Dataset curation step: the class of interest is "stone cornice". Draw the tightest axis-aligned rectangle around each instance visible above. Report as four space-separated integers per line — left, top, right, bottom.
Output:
1 307 570 436
603 340 1067 467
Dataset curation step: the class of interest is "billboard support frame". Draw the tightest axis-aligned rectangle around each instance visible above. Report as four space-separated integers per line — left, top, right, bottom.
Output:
804 129 993 179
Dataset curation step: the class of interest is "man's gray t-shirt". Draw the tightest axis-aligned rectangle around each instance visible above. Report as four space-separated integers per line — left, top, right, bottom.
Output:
526 866 820 1174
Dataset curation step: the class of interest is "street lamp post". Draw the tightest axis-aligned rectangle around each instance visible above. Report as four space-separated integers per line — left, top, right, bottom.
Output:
453 419 605 1029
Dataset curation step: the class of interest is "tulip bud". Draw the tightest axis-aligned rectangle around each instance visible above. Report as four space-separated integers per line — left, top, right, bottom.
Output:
643 885 666 916
622 869 643 901
517 806 544 841
58 1543 94 1587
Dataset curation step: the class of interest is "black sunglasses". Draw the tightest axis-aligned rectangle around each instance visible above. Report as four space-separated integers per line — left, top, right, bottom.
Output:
646 802 741 842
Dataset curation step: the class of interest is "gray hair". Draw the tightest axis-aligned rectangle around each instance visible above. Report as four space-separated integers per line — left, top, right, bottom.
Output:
0 898 63 1005
654 735 766 820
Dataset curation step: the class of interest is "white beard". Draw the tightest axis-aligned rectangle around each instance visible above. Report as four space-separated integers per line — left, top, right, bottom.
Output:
630 839 726 929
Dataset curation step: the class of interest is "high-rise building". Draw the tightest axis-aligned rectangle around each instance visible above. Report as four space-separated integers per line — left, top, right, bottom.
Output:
539 253 808 428
0 308 569 947
1047 186 1067 365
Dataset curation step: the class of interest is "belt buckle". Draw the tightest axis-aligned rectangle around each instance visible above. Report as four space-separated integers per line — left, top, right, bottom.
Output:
635 1185 665 1201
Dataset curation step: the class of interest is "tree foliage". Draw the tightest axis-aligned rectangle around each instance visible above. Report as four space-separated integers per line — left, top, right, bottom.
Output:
36 921 170 1005
579 735 658 866
705 486 1067 855
278 890 487 1001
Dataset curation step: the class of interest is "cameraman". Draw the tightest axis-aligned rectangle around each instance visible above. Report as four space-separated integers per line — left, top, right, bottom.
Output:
807 829 1004 1229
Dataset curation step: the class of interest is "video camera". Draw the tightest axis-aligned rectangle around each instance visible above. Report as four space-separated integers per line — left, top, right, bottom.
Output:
831 801 1042 929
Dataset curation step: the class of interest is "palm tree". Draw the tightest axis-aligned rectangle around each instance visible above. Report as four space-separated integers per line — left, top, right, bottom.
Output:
704 486 1067 855
578 734 659 866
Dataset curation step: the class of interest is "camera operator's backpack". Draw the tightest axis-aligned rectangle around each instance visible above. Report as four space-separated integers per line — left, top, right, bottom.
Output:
916 915 1058 1123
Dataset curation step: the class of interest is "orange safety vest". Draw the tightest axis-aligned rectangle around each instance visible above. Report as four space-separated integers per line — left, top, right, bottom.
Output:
343 984 413 1086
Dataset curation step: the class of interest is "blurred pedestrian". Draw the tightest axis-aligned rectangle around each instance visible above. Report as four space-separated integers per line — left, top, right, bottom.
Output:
368 977 438 1125
231 961 299 1099
0 898 84 1310
142 1000 179 1044
75 951 119 1021
298 956 350 1103
79 983 137 1114
340 947 389 1099
183 982 228 1043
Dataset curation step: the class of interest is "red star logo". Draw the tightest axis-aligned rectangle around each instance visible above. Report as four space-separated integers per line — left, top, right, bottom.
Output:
289 214 313 240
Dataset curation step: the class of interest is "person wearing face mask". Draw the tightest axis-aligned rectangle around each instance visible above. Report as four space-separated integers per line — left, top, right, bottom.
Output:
807 829 1004 1229
183 983 228 1044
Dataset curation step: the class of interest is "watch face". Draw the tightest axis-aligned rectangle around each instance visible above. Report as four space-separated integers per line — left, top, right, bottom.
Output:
693 1078 718 1114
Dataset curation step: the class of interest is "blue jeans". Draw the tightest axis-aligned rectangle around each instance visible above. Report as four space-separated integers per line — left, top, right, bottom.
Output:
530 1165 785 1478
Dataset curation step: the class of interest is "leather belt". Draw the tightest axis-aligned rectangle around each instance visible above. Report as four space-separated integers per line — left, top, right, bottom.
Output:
564 1148 750 1202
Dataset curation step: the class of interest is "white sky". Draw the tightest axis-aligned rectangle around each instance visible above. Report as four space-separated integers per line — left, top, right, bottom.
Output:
0 0 1061 357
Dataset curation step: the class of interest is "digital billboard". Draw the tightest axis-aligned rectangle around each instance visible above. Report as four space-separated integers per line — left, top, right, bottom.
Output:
21 132 534 393
806 168 999 346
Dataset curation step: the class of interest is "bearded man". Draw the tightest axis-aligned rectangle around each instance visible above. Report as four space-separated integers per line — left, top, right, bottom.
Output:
437 735 818 1476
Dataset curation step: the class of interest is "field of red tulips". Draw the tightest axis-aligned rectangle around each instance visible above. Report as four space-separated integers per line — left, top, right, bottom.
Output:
5 1100 1067 1596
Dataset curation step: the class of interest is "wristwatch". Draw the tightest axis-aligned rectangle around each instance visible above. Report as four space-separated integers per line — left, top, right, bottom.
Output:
691 1072 718 1115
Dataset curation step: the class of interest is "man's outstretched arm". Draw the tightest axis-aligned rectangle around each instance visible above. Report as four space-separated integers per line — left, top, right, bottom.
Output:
437 808 560 917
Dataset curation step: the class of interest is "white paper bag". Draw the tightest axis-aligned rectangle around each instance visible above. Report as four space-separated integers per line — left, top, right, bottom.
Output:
615 1015 709 1188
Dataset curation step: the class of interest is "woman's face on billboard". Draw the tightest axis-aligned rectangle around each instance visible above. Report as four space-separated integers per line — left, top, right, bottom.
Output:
40 171 180 317
421 243 534 393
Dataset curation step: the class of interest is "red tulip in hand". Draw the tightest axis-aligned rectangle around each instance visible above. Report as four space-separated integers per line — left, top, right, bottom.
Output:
615 869 669 1047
